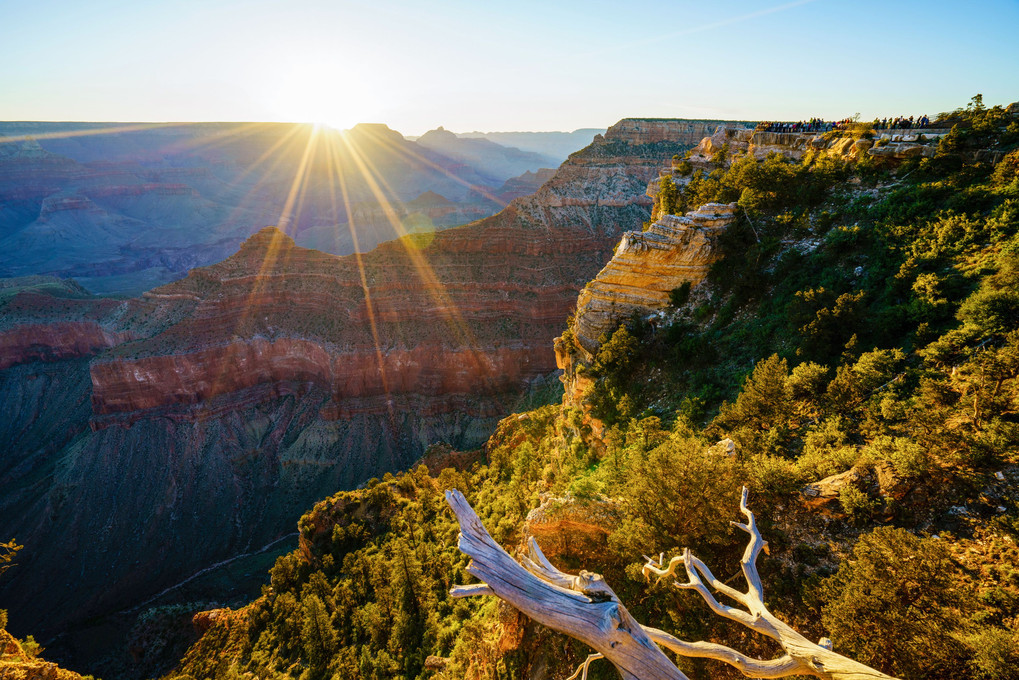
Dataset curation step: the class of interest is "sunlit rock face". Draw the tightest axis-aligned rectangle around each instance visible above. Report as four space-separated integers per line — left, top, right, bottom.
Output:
687 123 949 165
523 493 621 565
0 118 736 667
571 202 738 355
553 201 736 451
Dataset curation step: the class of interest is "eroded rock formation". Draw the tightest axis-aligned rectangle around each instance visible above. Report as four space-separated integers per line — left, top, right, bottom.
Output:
0 627 84 680
569 203 738 355
522 493 621 564
688 124 949 165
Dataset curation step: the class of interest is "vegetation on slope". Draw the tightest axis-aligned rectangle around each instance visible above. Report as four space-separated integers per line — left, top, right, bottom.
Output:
167 99 1019 680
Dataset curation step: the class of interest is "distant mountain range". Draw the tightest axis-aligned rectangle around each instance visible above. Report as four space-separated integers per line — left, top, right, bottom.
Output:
0 122 569 296
458 128 606 161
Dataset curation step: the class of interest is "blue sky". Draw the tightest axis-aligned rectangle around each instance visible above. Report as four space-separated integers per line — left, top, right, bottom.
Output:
2 0 1017 134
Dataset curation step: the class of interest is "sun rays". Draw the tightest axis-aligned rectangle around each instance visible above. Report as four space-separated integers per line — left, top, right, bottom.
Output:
183 120 496 408
0 117 506 407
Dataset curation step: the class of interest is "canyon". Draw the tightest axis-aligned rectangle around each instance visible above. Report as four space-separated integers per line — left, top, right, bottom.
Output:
0 117 736 673
0 122 562 297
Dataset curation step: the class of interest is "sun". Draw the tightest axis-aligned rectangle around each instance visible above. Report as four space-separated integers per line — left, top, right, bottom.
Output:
263 56 379 131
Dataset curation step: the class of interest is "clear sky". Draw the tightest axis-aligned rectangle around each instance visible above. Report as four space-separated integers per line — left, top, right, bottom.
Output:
2 0 1017 135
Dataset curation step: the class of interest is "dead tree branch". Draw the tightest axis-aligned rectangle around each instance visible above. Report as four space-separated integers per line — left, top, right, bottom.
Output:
445 487 897 680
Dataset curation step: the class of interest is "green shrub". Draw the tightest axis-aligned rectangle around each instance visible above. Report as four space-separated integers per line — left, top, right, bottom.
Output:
817 527 971 679
659 175 679 216
864 435 931 479
797 417 858 480
991 149 1019 187
839 483 877 524
669 281 692 307
21 635 43 658
568 474 604 500
966 627 1019 680
746 453 804 495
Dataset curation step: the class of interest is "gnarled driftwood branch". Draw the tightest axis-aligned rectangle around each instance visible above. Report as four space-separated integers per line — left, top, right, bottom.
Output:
445 487 897 680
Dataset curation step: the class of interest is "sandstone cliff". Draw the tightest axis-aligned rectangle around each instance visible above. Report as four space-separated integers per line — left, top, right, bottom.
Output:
569 203 738 355
552 199 736 447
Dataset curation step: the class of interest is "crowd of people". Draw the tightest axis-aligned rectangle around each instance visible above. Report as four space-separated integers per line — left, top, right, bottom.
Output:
758 118 848 133
758 114 933 134
875 114 931 129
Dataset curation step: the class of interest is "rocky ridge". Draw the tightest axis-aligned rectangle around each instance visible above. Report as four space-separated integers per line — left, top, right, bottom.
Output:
688 123 952 165
0 626 83 680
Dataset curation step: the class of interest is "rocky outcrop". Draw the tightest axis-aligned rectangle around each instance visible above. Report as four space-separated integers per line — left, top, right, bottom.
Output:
553 200 735 446
801 461 913 517
597 119 745 147
569 203 737 355
523 494 621 565
688 124 949 164
866 131 947 161
0 627 83 680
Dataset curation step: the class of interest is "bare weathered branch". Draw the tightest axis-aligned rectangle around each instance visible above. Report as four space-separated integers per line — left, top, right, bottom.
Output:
450 584 495 598
671 548 763 632
731 485 767 611
565 653 605 680
687 554 753 608
445 487 898 680
519 536 575 589
644 627 807 678
445 489 687 680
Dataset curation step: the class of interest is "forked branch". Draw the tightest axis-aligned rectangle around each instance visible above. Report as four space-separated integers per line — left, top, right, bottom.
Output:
445 487 896 680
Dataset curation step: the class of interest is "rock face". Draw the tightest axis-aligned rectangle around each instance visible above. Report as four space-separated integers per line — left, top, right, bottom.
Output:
597 119 745 146
493 168 557 204
0 117 735 669
570 203 738 355
687 124 949 164
0 322 132 370
523 494 621 565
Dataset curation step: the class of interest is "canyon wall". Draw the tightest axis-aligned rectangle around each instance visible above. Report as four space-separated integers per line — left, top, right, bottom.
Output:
0 117 732 669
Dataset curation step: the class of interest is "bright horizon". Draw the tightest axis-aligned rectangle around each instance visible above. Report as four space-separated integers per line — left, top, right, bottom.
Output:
2 0 1018 136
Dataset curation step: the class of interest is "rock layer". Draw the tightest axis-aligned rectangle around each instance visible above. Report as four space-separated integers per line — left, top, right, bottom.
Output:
688 124 950 164
570 203 737 354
